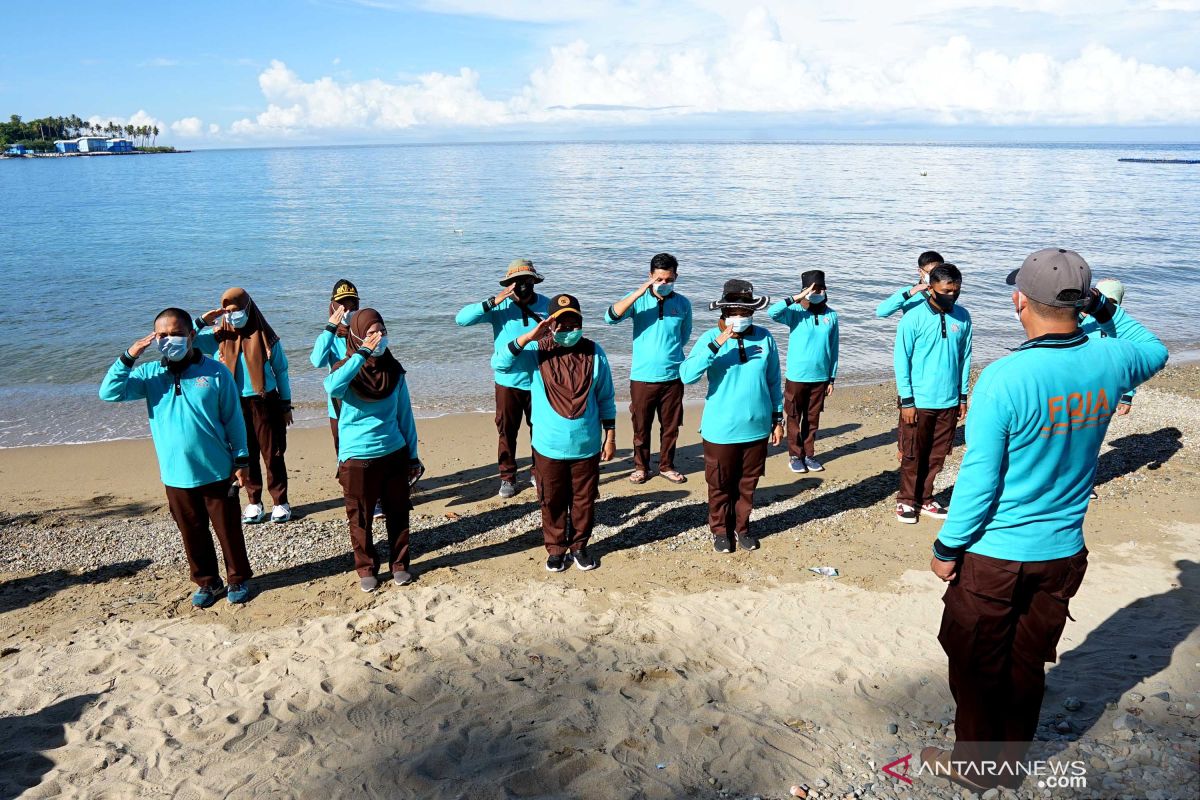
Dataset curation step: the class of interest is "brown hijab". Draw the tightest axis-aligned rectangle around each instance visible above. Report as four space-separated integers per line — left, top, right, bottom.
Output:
213 287 280 396
536 334 595 420
332 308 404 401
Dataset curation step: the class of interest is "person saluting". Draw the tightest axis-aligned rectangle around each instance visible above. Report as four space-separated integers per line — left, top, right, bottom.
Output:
924 249 1168 793
100 308 254 607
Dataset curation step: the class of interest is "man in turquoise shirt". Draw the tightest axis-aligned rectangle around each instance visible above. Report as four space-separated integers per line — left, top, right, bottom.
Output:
924 249 1167 791
767 269 839 474
99 308 253 608
311 278 359 456
893 263 971 523
455 258 551 498
494 294 616 573
681 279 783 555
605 252 693 485
875 250 943 318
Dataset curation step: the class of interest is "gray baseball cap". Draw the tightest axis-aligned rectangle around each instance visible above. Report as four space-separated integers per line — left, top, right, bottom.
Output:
1006 248 1092 308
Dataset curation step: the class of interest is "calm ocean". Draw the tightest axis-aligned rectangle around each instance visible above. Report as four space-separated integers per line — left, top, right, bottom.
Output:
1 141 1197 447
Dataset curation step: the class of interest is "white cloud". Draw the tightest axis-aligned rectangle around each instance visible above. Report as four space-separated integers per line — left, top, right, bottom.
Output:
226 8 1200 137
170 117 205 137
208 123 221 135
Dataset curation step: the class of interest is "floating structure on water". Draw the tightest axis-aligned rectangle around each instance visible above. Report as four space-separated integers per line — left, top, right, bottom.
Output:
1117 158 1200 164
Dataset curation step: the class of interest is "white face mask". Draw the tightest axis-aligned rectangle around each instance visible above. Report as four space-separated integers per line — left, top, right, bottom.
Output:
727 315 752 333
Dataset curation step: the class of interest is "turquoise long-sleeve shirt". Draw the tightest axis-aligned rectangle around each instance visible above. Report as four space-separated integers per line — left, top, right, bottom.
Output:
492 338 617 461
99 352 250 489
894 300 972 409
310 325 348 418
680 325 783 445
194 325 292 401
455 294 551 390
934 305 1167 563
876 287 928 318
766 299 840 383
604 290 693 382
324 353 419 463
1081 318 1136 404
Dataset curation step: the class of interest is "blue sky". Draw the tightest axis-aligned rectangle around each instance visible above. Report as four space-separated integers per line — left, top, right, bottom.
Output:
3 0 1198 145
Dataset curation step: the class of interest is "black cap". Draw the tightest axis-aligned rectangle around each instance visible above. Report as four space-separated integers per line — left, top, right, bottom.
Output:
548 293 582 319
801 270 826 290
331 279 358 302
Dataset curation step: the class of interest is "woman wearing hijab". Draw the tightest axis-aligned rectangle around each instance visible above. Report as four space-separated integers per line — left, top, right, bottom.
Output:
325 309 422 592
493 294 616 573
196 287 293 525
310 279 360 456
767 269 839 474
681 279 784 554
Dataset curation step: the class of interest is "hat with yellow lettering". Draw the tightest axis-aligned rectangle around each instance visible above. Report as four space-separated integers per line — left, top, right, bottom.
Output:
1006 248 1091 308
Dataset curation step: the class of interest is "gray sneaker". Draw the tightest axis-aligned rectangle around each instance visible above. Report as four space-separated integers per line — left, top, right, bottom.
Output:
804 456 825 472
359 576 378 593
498 480 517 498
788 456 808 474
393 570 414 586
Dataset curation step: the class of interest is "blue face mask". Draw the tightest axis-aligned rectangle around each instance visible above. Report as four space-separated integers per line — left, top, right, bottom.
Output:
654 282 674 298
371 335 388 357
227 309 249 329
554 329 583 347
157 335 190 362
808 292 826 304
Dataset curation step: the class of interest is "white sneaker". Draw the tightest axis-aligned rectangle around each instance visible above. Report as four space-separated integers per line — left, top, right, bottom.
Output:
242 503 265 524
271 504 292 523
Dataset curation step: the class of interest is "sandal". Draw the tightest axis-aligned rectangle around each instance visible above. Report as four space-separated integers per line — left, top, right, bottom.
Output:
660 469 687 484
628 470 648 484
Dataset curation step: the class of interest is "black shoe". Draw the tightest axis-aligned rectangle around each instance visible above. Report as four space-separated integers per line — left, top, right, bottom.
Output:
545 554 569 572
572 549 597 571
736 534 760 551
713 536 733 554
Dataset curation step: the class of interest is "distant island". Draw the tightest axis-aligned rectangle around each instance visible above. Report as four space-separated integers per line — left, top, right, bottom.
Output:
2 114 181 158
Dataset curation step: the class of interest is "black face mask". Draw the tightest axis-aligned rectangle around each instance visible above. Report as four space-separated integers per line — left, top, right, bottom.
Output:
932 290 959 312
513 282 534 300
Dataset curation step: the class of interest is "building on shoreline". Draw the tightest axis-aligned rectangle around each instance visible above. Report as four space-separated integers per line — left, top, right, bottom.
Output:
5 144 27 156
52 137 134 154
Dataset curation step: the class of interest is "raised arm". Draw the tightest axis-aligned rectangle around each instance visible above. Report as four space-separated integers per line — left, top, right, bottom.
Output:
680 330 723 385
324 352 367 400
456 285 516 327
99 333 156 402
310 326 339 368
493 316 553 373
1090 297 1169 388
876 287 927 319
606 280 653 324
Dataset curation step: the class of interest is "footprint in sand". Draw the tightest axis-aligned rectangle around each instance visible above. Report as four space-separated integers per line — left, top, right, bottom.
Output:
223 717 278 754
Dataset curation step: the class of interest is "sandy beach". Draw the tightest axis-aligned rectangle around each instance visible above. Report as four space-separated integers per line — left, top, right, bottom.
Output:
1 368 1197 799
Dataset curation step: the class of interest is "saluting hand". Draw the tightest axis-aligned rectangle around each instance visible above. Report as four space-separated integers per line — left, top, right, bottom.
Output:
912 279 930 296
494 285 516 306
361 331 384 353
637 277 656 297
128 332 157 358
793 285 814 304
201 308 225 325
328 304 346 326
519 316 556 347
930 557 958 582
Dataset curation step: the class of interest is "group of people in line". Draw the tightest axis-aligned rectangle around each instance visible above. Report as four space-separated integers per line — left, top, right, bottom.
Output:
99 243 1166 792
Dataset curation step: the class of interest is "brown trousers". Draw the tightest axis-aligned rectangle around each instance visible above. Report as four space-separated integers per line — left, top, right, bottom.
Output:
338 447 412 577
241 392 288 506
164 480 253 588
785 380 828 459
897 406 958 506
533 449 600 555
495 384 533 482
629 379 684 472
939 549 1088 789
702 438 768 537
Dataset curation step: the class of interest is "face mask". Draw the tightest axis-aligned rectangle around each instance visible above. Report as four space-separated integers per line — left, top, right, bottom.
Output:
654 282 674 298
342 310 353 326
227 309 249 329
554 329 583 347
514 282 534 300
157 335 190 362
727 315 752 333
371 336 388 357
932 291 959 311
808 292 826 304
